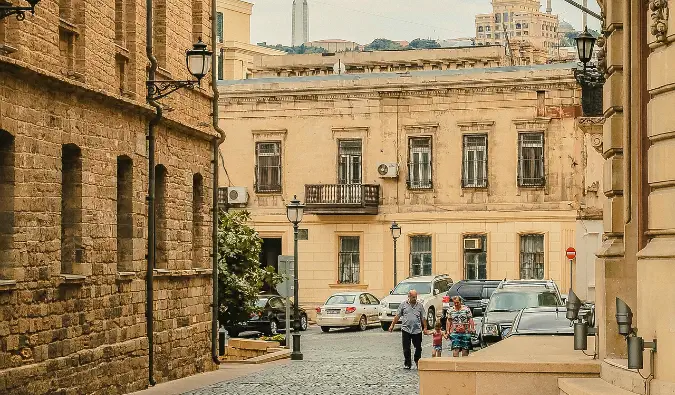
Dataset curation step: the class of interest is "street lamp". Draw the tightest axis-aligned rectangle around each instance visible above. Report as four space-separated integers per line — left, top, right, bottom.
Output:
573 26 603 117
390 222 401 288
575 26 596 70
147 38 213 101
286 195 305 361
0 0 40 20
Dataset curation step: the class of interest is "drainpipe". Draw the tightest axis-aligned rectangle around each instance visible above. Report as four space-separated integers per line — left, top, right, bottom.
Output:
211 0 225 365
145 0 161 386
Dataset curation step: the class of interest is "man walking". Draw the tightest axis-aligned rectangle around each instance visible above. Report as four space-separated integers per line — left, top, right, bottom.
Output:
389 290 428 369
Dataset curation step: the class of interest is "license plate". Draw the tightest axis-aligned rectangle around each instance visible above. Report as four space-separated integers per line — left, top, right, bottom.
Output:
327 310 340 314
388 312 396 316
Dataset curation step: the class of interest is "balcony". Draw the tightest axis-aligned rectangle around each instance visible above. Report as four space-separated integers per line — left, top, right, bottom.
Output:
304 184 380 215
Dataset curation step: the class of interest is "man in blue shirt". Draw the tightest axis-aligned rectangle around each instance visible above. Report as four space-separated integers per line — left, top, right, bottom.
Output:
389 290 428 369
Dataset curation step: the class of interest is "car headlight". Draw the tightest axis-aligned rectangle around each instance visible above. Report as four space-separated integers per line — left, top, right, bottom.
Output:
483 323 499 336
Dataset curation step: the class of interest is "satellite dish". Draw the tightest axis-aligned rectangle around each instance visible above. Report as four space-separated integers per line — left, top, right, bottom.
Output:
333 60 346 75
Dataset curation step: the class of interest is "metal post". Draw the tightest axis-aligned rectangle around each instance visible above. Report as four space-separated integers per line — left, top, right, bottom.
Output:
291 222 303 360
569 259 573 292
393 238 398 288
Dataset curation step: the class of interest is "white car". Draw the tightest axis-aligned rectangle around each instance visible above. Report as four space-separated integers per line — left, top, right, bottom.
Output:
315 292 381 332
378 275 453 330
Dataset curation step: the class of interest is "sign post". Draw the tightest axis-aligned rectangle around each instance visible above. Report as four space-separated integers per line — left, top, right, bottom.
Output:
566 247 577 291
276 255 295 347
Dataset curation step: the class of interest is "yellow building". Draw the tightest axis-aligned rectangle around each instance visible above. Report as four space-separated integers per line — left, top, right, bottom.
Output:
217 58 604 307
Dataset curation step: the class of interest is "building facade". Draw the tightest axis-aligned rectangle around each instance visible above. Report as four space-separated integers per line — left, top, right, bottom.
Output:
0 0 217 392
475 0 560 57
305 39 360 53
291 0 309 47
218 61 604 307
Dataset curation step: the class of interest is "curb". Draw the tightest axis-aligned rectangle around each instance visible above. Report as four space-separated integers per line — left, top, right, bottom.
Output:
219 349 291 364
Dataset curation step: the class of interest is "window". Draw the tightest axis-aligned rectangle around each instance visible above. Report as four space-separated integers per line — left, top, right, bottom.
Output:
407 137 432 189
495 14 501 23
338 140 362 185
61 144 83 274
365 293 379 304
359 294 369 305
216 12 224 43
523 23 528 28
487 33 492 38
255 142 282 193
434 279 449 293
338 236 360 284
486 25 491 32
217 48 224 80
503 12 509 22
155 164 168 268
463 135 487 188
0 130 14 280
117 156 133 272
516 23 521 29
518 132 545 186
114 0 126 46
495 33 501 39
464 234 487 280
410 236 432 276
192 173 204 268
478 26 484 32
520 234 544 280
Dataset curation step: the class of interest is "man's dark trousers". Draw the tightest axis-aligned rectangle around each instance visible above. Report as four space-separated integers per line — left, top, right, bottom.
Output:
401 330 423 367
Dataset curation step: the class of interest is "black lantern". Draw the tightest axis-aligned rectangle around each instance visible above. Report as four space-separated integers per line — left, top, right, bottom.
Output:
575 26 596 68
390 221 401 240
286 195 305 225
186 38 213 82
0 0 41 20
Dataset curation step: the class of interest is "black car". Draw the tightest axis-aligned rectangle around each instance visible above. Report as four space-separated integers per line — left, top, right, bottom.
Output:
227 295 308 336
441 280 501 324
505 306 574 337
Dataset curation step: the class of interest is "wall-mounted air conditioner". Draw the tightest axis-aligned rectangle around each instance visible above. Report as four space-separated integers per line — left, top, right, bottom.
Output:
227 187 248 204
464 238 482 250
377 163 398 178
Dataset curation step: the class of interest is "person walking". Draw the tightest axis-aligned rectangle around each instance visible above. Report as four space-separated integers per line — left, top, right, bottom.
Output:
446 295 475 357
389 290 428 369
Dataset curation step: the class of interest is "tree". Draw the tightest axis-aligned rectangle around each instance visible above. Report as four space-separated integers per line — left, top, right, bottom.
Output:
409 38 441 49
364 38 402 51
256 43 326 54
217 210 281 331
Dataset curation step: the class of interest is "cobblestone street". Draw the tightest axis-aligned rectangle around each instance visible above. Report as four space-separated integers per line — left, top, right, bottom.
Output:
186 325 433 395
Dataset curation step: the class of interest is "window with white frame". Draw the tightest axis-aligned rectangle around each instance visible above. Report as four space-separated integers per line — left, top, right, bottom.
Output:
408 137 432 189
520 234 544 280
464 234 487 280
337 140 362 185
410 236 432 276
338 236 360 284
518 132 545 187
463 135 488 188
255 142 282 193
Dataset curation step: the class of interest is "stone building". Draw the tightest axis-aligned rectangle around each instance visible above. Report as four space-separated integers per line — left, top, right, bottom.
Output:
475 0 561 57
217 59 604 308
0 0 217 392
305 39 360 53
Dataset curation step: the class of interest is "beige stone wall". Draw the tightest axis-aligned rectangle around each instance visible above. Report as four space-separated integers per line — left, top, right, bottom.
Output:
218 0 252 44
0 0 217 392
218 64 601 305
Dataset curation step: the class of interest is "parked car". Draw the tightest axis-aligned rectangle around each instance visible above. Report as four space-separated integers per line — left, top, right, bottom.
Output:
504 306 574 337
228 294 308 336
441 280 501 326
480 280 563 346
378 274 453 330
316 292 381 332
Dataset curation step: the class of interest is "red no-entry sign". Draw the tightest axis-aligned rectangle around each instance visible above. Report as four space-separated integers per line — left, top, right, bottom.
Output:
566 247 577 260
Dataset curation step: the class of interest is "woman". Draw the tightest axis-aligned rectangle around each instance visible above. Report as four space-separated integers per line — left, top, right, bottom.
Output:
445 295 475 357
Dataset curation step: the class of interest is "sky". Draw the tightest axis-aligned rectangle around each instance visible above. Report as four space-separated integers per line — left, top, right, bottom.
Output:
248 0 602 46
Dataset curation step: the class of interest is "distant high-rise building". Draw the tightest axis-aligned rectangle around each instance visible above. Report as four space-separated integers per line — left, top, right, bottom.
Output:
292 0 309 47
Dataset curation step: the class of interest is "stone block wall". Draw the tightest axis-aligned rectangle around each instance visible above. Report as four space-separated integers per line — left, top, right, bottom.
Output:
222 338 281 361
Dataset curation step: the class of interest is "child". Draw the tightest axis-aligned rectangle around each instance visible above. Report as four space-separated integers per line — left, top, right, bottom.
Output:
430 321 444 357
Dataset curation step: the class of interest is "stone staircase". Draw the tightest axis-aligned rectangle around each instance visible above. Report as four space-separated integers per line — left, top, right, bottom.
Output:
559 359 646 395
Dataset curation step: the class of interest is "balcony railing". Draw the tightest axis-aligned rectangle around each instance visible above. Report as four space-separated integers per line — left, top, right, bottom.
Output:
304 184 380 215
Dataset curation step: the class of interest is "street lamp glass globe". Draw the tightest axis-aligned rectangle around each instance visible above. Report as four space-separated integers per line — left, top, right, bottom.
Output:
186 38 212 81
575 27 596 66
390 221 401 239
286 195 305 224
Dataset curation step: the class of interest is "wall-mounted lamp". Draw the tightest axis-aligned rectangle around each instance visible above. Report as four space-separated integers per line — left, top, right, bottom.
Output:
615 297 634 336
615 297 657 370
0 0 40 21
566 289 596 354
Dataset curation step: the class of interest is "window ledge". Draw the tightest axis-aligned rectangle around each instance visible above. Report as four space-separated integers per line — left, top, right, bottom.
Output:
153 268 213 278
60 274 86 285
329 283 368 290
0 279 17 292
116 271 136 281
58 18 80 36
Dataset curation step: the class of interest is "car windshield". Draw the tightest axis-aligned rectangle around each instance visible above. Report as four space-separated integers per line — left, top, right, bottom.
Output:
487 292 560 312
517 311 571 332
325 295 355 305
454 284 483 299
393 282 431 295
256 298 269 308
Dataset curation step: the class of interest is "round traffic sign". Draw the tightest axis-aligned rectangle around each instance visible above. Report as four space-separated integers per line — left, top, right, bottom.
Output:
566 247 577 260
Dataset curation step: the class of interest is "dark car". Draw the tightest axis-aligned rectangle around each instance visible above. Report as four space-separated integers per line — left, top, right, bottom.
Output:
440 280 500 348
227 295 308 336
480 283 562 346
504 306 574 337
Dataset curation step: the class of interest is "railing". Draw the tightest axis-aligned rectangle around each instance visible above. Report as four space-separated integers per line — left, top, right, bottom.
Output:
305 184 379 212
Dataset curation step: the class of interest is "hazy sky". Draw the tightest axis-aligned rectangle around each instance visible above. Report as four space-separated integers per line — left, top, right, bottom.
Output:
248 0 601 46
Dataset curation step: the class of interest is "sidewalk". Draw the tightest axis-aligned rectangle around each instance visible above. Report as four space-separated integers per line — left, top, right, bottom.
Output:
129 360 288 395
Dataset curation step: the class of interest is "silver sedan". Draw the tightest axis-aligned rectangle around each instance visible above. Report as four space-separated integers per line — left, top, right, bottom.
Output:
315 292 381 332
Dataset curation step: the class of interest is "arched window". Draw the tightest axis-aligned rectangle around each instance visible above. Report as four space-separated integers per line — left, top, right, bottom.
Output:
0 130 14 280
117 156 133 272
478 26 484 32
155 164 168 268
516 23 521 29
192 173 204 268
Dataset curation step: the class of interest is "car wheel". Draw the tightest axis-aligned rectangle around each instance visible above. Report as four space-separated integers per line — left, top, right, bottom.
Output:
358 316 367 331
381 322 391 331
427 308 436 328
268 319 278 336
300 314 308 331
321 326 330 333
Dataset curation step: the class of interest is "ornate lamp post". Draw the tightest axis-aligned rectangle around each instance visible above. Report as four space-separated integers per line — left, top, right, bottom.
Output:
390 222 401 288
147 38 213 100
0 0 40 20
573 27 604 117
286 195 305 361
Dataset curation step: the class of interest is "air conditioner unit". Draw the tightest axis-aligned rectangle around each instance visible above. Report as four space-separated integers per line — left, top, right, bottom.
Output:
464 238 482 250
226 187 248 204
377 163 398 178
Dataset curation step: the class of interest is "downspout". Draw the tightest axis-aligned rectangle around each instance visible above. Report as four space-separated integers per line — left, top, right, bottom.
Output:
146 0 161 386
211 0 225 365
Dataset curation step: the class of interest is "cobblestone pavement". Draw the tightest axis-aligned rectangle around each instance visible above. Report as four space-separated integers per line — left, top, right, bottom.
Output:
184 325 434 395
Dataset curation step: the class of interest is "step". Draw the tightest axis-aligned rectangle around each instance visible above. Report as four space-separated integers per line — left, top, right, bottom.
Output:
601 359 646 395
558 378 639 395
